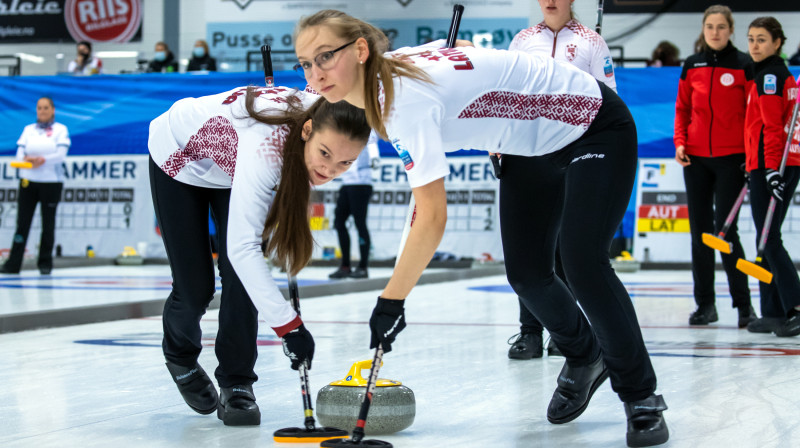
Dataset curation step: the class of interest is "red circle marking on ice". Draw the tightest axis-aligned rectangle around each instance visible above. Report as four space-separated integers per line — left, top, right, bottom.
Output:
64 0 142 43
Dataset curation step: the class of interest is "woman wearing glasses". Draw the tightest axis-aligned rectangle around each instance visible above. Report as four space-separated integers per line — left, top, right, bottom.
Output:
149 85 370 426
292 10 669 447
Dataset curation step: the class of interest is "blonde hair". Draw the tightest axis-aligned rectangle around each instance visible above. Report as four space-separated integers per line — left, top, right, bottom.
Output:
295 10 431 138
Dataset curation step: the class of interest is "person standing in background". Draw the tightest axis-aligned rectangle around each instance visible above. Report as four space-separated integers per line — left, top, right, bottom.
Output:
147 41 179 73
1 97 69 275
674 5 755 328
187 40 217 72
743 17 800 337
329 131 380 279
67 41 102 75
503 0 616 360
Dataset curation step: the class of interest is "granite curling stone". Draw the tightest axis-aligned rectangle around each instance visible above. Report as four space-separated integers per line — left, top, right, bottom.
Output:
611 250 641 273
114 246 144 265
316 359 415 435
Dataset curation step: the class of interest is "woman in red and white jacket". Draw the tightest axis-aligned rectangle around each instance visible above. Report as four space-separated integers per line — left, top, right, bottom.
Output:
743 16 800 338
674 5 755 328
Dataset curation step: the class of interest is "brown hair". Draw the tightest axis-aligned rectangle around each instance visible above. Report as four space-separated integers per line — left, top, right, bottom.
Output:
38 96 54 108
295 10 431 139
244 88 370 275
749 17 786 55
698 5 734 53
650 41 680 66
195 39 209 54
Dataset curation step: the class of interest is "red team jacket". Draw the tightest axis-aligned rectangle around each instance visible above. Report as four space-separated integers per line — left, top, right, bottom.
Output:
674 43 752 158
744 55 800 171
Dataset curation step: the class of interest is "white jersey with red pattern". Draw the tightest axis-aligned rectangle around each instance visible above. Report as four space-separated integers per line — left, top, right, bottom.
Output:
148 86 319 333
384 44 603 188
509 20 616 91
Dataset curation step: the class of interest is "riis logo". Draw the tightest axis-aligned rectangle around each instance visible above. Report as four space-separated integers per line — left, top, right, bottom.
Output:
64 0 141 43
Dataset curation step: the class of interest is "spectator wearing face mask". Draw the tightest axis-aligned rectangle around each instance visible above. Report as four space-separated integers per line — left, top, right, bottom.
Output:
67 41 102 75
187 39 217 72
147 41 179 73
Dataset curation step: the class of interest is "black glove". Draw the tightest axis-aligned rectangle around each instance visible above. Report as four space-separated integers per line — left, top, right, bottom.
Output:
765 169 785 201
282 324 314 370
369 297 406 353
740 163 750 182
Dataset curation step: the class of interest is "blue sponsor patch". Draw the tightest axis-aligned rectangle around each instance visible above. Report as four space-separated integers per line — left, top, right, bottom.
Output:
391 138 415 170
764 74 777 94
603 57 613 77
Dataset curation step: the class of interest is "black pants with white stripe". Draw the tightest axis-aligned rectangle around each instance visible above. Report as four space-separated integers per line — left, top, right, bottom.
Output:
500 84 657 403
3 180 62 273
150 157 258 388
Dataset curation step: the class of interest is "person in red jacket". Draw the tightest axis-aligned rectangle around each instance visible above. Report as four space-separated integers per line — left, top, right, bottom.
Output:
674 5 755 327
743 16 800 337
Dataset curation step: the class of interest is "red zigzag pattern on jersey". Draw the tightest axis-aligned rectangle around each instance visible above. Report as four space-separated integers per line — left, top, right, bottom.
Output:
161 116 238 178
458 91 602 129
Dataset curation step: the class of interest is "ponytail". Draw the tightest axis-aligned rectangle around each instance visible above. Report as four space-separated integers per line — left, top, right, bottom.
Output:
245 87 369 275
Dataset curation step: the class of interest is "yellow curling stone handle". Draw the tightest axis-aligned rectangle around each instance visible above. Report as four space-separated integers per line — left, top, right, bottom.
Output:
10 161 33 169
329 359 402 387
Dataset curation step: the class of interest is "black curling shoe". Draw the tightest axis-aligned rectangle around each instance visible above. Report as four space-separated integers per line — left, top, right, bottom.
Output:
507 332 543 359
165 361 219 415
688 304 718 325
737 305 757 328
547 355 609 424
218 384 261 426
774 313 800 337
624 394 669 447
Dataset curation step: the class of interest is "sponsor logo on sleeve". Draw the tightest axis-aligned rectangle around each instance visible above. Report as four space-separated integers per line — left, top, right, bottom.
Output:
391 138 414 170
764 74 777 94
603 57 613 77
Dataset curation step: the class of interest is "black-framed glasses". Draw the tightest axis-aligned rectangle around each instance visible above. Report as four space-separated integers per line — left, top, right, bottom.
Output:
294 39 357 77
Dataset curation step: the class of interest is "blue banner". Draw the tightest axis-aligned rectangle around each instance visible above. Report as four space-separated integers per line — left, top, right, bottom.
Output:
206 18 528 72
2 67 798 241
6 68 798 157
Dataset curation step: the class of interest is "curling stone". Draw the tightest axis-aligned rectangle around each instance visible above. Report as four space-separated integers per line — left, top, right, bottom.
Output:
316 359 415 435
611 250 641 273
114 246 143 265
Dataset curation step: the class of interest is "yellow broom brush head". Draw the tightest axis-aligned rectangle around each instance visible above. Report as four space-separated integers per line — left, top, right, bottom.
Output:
702 233 733 254
736 258 773 284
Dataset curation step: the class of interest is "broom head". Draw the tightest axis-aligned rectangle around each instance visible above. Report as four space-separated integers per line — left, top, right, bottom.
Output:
736 258 773 284
702 233 733 254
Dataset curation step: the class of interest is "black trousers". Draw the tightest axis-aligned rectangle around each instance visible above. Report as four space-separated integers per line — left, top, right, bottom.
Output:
748 167 800 318
149 157 258 388
500 84 656 402
3 180 62 272
334 184 373 268
517 246 568 334
683 154 750 309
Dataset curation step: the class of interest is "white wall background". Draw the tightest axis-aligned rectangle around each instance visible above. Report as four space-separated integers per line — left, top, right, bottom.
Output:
0 1 797 75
